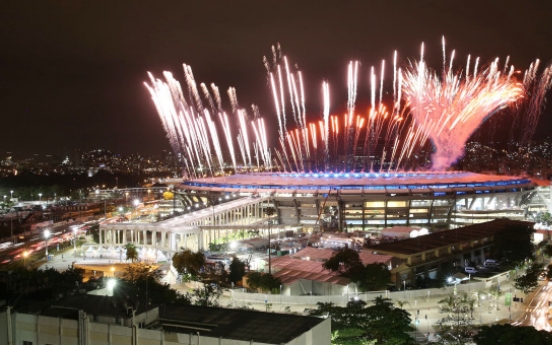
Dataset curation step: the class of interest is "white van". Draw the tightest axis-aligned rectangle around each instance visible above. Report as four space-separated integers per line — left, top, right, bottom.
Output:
484 259 499 267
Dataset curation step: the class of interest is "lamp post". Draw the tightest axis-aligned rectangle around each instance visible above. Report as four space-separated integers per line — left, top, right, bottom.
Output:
133 199 140 221
44 229 51 260
425 314 429 336
23 250 29 267
73 226 78 257
38 193 42 201
10 190 13 200
267 219 272 274
447 277 458 295
403 280 407 300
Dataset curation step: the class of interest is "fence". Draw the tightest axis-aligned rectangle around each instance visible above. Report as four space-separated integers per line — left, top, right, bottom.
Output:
230 280 493 307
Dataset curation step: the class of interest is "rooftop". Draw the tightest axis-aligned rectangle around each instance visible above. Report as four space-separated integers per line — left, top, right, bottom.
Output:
271 247 394 286
367 218 534 256
184 171 530 191
158 304 328 344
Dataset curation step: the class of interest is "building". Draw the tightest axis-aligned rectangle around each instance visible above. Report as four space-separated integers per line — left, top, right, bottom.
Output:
366 218 534 287
179 171 535 231
266 247 394 296
0 294 331 345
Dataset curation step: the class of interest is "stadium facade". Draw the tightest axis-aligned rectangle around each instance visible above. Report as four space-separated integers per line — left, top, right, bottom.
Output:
178 172 536 231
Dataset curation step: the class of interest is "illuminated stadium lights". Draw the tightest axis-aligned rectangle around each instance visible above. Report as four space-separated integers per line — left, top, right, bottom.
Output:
178 172 536 230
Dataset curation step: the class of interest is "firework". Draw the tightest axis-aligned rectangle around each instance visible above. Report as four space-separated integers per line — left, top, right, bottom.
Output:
145 41 551 177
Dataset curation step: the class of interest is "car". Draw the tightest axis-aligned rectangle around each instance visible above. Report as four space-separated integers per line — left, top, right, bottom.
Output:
484 259 499 267
465 267 478 274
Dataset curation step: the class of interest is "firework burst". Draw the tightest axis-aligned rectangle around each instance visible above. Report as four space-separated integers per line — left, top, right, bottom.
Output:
145 40 551 177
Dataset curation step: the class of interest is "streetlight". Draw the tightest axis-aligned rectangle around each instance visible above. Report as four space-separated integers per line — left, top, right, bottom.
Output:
38 193 42 201
10 190 13 200
267 220 272 274
44 229 51 260
133 199 140 221
447 277 458 295
107 278 116 296
73 226 78 257
23 250 29 267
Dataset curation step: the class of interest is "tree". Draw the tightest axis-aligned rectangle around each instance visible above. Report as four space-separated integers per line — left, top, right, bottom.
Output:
543 244 552 258
351 263 391 292
119 262 162 286
332 328 377 345
172 249 205 281
492 223 535 264
323 247 362 275
246 272 282 293
323 248 391 292
474 324 552 345
434 292 478 345
514 262 543 294
364 296 415 345
228 256 246 284
89 224 100 243
201 262 228 287
187 283 222 307
118 262 190 305
125 243 139 262
308 297 414 345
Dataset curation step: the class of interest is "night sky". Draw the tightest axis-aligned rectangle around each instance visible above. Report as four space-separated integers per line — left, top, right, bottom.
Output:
1 1 552 158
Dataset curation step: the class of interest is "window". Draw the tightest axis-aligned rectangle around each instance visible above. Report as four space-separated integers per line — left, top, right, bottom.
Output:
23 341 33 345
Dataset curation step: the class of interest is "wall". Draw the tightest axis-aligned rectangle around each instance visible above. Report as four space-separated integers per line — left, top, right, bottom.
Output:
0 310 330 345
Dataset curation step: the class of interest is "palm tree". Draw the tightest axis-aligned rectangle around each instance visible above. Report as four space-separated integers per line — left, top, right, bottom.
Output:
125 243 139 262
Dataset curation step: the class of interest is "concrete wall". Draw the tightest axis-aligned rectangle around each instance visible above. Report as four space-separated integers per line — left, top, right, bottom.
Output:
0 310 330 345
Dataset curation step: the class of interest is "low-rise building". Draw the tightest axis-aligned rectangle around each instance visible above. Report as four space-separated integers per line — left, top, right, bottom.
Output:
0 294 331 345
367 218 534 288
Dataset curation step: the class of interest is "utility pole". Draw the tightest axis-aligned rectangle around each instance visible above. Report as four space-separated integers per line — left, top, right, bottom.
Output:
268 219 271 274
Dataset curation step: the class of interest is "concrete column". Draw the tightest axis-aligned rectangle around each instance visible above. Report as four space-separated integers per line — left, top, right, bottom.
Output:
199 231 204 251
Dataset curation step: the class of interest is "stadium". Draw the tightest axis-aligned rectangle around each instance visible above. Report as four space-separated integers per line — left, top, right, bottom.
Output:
146 46 551 234
177 171 536 231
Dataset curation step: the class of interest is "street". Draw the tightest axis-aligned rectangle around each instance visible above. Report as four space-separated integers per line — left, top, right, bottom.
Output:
512 281 552 331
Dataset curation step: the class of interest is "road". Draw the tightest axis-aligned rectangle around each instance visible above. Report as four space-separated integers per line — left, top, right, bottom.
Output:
512 281 552 331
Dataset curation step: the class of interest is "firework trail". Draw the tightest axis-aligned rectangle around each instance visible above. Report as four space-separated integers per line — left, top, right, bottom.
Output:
518 60 552 144
322 81 331 170
145 64 271 177
146 41 551 176
402 48 524 170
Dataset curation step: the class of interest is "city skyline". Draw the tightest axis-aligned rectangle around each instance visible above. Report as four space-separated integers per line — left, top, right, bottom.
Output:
1 1 552 157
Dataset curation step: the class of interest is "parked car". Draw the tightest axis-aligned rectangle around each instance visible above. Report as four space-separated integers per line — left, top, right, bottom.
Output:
484 259 499 267
465 267 478 274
